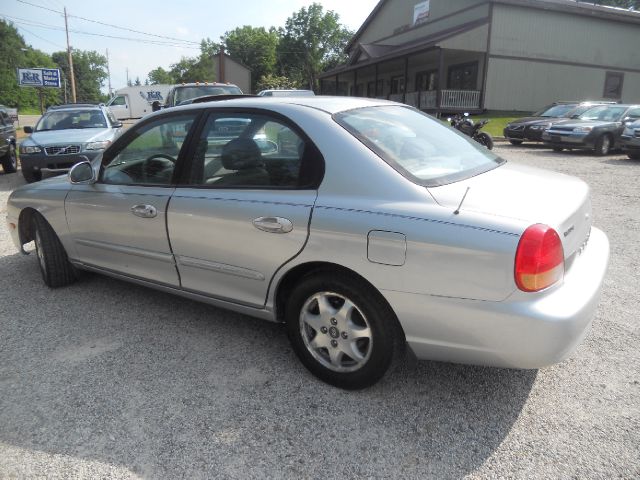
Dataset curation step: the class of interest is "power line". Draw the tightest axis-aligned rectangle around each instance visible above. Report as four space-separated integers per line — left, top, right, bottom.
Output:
16 0 200 45
16 23 65 48
1 14 201 48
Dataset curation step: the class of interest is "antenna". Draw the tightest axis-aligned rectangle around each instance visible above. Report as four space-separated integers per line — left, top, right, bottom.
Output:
453 187 470 215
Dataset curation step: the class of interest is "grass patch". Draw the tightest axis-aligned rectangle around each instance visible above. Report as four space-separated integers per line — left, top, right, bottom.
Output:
441 111 528 138
19 107 42 115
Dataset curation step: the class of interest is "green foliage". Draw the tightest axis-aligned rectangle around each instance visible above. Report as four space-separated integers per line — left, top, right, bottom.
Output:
223 26 279 92
256 74 298 92
0 20 60 111
166 39 220 83
278 3 353 90
148 67 175 84
52 49 108 103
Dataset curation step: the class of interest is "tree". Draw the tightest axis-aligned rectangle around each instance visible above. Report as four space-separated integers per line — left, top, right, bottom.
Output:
134 76 141 86
0 20 60 111
52 49 108 103
256 74 297 92
223 26 279 92
148 67 175 84
167 39 220 83
278 3 353 90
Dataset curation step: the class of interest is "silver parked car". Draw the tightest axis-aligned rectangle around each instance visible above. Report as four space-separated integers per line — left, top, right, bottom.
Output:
19 103 123 183
6 97 610 389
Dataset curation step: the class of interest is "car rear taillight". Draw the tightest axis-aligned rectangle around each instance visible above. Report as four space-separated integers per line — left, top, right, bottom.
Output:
514 224 564 292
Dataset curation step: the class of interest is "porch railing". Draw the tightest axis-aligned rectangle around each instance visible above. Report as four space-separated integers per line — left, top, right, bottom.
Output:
419 90 437 109
439 90 481 110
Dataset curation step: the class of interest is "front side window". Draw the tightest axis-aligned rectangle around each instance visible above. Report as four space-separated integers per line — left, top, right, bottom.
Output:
109 96 126 106
335 106 504 187
101 113 197 185
184 112 316 189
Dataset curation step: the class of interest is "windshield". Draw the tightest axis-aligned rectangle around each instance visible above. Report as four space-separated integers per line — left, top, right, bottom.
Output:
174 85 242 104
36 109 107 131
578 105 627 122
334 106 504 187
534 104 576 117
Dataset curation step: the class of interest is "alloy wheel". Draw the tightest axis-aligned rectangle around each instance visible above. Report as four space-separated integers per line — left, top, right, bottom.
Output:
299 291 373 373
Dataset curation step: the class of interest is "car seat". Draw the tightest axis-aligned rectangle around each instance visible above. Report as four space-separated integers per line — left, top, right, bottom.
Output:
215 138 270 186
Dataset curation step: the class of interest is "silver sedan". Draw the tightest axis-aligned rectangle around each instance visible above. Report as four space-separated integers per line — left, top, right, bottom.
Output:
6 97 610 389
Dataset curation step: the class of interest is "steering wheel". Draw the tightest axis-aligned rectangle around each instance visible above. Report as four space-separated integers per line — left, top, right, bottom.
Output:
142 153 176 183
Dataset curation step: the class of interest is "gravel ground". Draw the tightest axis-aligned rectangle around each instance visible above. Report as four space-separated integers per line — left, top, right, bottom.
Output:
0 144 638 479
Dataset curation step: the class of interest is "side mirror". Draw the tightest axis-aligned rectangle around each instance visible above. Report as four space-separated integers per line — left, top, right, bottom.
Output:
622 116 632 124
68 160 96 184
112 121 123 128
23 126 33 134
152 101 161 112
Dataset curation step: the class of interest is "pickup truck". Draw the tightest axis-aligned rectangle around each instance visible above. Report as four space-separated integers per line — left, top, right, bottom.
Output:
0 105 17 173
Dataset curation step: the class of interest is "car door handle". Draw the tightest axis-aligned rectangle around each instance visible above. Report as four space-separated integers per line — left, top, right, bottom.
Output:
252 216 293 233
130 204 158 218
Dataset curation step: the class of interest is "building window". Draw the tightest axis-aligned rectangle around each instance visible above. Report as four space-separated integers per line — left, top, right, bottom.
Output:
390 76 405 94
447 62 478 90
416 70 438 91
603 72 624 100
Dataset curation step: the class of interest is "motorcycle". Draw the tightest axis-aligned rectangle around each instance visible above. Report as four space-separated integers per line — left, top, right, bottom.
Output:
447 112 494 150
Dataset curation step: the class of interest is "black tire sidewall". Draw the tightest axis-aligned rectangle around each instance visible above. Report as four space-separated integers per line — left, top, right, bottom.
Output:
285 272 396 390
1 144 17 173
595 134 611 156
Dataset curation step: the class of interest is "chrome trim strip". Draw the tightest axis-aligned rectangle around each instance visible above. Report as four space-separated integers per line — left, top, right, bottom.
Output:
69 261 276 322
75 239 175 263
177 255 265 281
41 167 72 173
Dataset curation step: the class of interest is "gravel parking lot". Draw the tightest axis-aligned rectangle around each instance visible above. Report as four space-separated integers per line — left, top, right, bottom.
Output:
0 144 638 479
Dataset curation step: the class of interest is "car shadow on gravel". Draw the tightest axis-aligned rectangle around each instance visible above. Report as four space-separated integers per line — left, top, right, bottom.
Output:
0 170 26 192
0 252 537 479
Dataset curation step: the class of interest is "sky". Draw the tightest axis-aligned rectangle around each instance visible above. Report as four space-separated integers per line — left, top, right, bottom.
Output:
3 0 380 95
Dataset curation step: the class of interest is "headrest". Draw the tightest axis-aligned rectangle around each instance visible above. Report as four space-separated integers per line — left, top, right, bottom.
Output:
221 138 262 170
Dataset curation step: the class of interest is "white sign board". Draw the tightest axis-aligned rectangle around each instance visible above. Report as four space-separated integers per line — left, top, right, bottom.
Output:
17 68 61 88
413 1 430 25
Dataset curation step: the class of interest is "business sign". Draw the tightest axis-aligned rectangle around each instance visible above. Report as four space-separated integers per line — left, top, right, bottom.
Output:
17 68 61 88
413 1 430 25
140 90 164 103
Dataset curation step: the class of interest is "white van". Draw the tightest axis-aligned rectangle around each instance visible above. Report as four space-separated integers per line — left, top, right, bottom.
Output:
107 85 172 120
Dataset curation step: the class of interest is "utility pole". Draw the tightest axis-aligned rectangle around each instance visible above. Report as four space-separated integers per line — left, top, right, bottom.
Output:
106 48 112 97
126 67 129 86
64 7 77 103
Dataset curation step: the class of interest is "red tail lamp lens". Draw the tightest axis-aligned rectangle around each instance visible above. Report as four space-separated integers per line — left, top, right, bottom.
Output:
515 224 564 292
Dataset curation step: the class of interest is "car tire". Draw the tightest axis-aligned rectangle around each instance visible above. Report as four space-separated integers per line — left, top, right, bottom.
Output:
594 134 612 156
22 168 42 183
1 144 17 174
509 139 523 145
33 214 77 288
628 153 640 160
285 270 399 390
552 147 563 152
476 132 494 150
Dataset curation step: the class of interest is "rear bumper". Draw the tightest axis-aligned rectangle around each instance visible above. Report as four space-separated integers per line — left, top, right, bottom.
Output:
385 227 609 369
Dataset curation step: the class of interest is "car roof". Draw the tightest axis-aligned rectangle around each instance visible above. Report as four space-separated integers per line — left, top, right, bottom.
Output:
173 83 239 88
47 103 104 111
168 95 393 115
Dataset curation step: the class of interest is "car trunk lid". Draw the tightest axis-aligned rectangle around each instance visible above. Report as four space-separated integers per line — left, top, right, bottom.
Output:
428 163 592 261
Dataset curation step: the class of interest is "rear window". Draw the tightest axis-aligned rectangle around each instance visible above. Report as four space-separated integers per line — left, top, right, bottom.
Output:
334 106 504 187
535 104 576 117
174 85 242 104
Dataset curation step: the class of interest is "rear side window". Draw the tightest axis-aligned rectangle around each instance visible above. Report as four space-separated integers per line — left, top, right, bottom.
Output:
183 112 320 189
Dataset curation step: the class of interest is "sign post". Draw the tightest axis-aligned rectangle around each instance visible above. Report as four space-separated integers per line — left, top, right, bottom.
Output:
17 68 62 114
